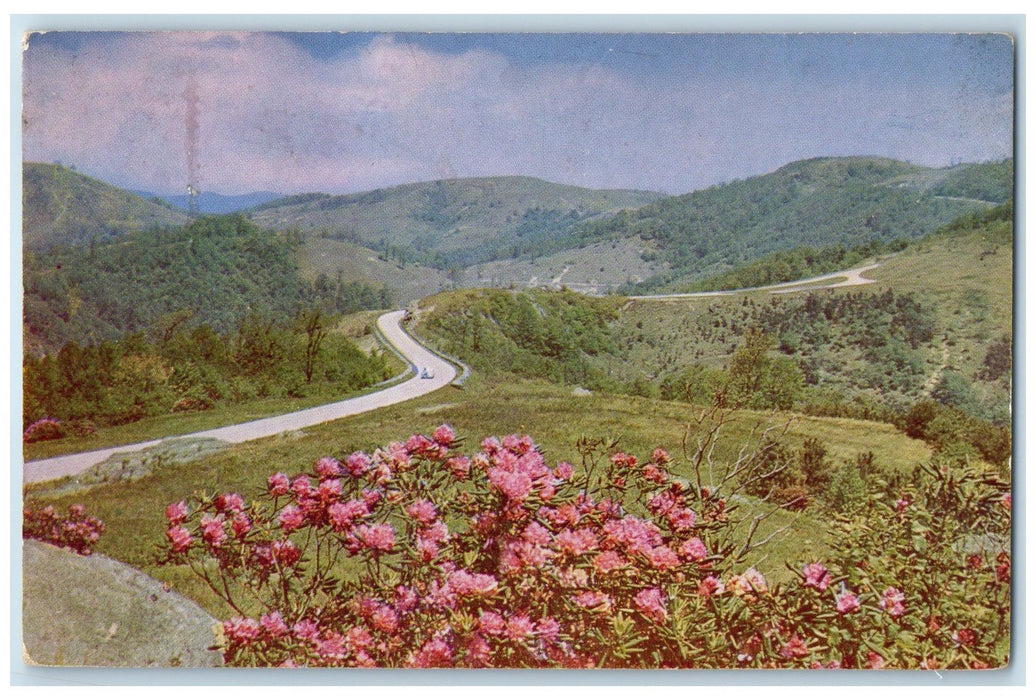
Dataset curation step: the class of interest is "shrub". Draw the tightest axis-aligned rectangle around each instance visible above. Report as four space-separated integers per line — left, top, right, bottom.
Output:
23 503 105 556
159 425 1010 669
23 417 65 443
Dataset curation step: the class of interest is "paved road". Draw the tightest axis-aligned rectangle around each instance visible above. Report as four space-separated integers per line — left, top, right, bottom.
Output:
628 262 881 301
22 310 457 485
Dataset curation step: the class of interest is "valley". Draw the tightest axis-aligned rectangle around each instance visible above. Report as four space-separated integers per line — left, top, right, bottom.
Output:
19 155 1014 670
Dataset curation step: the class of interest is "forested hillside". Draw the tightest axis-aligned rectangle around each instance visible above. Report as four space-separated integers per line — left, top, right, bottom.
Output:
581 157 1012 293
23 215 391 354
249 176 664 271
23 162 190 250
417 202 1012 470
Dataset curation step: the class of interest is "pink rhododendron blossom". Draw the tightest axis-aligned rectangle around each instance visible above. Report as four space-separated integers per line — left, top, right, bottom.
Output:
557 566 589 589
231 511 253 538
556 527 598 556
866 652 885 669
346 626 373 653
648 545 681 571
554 461 575 480
357 523 395 552
267 472 290 496
836 590 861 614
224 617 261 646
633 587 668 623
200 514 226 548
166 525 192 553
272 539 300 566
433 424 455 446
315 456 342 479
370 604 399 634
344 451 372 477
489 468 533 502
292 476 313 498
328 500 367 532
260 611 289 638
361 489 382 509
314 474 338 494
479 610 507 636
448 569 498 597
699 575 725 598
415 537 439 562
447 456 471 479
668 507 697 532
421 520 450 543
315 631 347 661
405 499 438 525
679 537 708 561
647 491 677 516
642 463 668 484
802 562 831 591
730 568 768 597
393 585 419 613
409 638 453 668
572 591 612 612
506 615 536 641
593 549 627 573
652 447 671 465
215 493 245 514
523 521 551 546
879 587 906 618
536 617 561 641
780 635 809 659
278 505 305 532
610 452 638 469
165 501 188 524
602 515 663 557
466 633 492 667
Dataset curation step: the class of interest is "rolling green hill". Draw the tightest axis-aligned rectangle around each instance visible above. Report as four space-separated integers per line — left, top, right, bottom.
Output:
23 214 391 356
23 162 191 251
248 176 665 271
577 157 1012 293
415 203 1011 461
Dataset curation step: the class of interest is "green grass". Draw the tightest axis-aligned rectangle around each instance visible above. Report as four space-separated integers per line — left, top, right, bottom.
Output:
26 373 934 616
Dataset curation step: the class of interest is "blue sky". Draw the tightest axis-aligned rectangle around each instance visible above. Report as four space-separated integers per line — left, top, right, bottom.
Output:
22 31 1014 196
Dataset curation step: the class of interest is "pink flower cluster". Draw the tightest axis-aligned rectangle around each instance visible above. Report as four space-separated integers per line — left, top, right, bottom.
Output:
23 503 105 555
161 426 1010 670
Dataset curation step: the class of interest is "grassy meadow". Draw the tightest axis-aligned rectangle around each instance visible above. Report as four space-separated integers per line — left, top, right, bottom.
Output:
26 371 936 619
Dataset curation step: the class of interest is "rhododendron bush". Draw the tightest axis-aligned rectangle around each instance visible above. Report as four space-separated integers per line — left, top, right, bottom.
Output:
159 425 1010 669
24 503 105 556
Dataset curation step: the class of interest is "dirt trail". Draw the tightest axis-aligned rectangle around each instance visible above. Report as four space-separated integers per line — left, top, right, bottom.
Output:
923 339 953 396
630 262 881 301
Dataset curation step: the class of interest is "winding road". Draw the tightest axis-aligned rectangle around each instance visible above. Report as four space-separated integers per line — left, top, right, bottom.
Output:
23 261 884 485
628 262 880 301
22 310 457 485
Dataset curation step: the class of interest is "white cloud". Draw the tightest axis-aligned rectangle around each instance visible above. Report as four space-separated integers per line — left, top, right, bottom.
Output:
21 32 1014 196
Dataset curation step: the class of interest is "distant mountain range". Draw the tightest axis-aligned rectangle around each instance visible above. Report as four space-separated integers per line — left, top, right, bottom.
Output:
131 190 283 215
248 176 666 271
22 156 1012 329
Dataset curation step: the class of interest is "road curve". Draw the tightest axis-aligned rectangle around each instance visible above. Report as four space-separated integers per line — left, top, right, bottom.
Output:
22 310 457 485
628 262 881 301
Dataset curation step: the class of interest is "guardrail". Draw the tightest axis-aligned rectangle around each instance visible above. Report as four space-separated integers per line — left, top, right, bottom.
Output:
399 319 472 388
